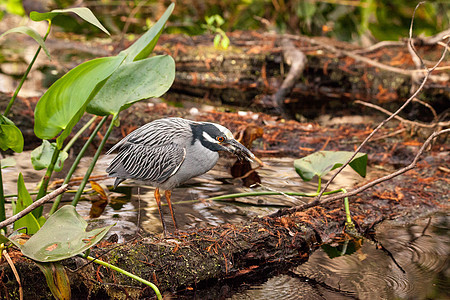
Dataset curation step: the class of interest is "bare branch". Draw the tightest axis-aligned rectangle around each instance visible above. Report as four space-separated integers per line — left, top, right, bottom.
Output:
312 2 450 202
0 184 68 229
270 128 449 217
355 100 450 128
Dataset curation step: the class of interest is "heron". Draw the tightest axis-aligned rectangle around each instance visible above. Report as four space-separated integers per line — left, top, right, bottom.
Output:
106 117 259 236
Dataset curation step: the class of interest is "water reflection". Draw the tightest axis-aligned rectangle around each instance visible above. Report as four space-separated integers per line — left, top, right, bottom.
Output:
231 214 449 300
2 151 363 237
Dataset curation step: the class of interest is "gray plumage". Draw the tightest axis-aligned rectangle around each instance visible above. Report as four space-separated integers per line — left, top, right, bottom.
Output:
106 117 254 190
106 117 256 235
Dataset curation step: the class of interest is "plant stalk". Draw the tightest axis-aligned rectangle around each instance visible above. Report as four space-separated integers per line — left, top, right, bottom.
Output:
86 255 162 300
4 21 52 117
207 188 343 202
50 116 107 215
316 177 322 194
33 146 60 218
341 188 355 230
0 161 5 225
62 115 98 153
71 114 118 206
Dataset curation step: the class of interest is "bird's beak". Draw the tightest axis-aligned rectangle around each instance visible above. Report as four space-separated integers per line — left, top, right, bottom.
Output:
223 139 256 162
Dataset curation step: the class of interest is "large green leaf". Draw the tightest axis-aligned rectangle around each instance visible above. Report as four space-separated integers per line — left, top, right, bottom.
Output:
36 262 71 300
34 56 124 142
294 151 367 181
0 125 23 153
21 206 113 262
13 173 41 234
0 26 50 59
121 3 174 62
30 7 109 35
31 140 68 172
87 55 176 116
0 115 24 153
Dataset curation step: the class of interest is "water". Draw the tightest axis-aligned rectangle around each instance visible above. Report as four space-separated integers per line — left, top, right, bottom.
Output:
231 214 449 300
2 151 448 299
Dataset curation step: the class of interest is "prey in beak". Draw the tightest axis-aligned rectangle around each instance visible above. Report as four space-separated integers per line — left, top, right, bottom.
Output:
223 139 264 166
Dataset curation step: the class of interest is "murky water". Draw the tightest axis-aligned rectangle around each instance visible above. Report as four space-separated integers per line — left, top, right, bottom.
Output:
2 151 448 299
2 151 359 237
231 214 449 300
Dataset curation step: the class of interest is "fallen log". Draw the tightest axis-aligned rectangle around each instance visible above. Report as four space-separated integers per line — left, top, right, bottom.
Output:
0 159 446 299
152 31 449 121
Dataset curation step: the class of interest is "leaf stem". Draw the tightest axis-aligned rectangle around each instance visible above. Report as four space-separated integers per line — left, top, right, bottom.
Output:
86 255 162 300
71 115 117 207
50 116 107 214
0 160 5 226
62 115 98 153
207 188 342 202
4 21 52 117
341 188 355 230
316 177 322 194
33 145 60 218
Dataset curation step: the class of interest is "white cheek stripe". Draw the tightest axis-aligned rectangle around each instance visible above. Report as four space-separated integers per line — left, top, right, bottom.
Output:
203 131 219 143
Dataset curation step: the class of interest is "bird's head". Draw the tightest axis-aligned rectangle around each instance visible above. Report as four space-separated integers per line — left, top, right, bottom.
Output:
191 122 256 162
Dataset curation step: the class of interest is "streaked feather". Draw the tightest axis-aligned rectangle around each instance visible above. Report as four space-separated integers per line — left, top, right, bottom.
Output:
107 118 192 185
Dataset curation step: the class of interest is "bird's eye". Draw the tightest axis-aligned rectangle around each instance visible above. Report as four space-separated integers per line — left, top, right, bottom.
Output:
216 136 225 143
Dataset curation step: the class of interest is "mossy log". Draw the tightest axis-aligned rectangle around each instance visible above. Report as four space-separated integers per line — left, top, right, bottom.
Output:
0 160 446 299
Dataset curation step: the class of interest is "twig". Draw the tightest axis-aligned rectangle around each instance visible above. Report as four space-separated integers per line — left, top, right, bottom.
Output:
407 2 426 71
355 100 450 128
412 98 438 121
313 2 449 202
0 184 68 229
279 30 449 80
2 249 23 300
362 128 406 143
351 40 404 54
271 128 449 217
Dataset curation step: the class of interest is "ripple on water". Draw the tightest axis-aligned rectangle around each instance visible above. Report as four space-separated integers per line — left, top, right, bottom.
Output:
229 214 448 300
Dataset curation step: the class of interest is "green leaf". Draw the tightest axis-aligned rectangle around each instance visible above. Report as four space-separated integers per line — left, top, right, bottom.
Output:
221 35 230 49
21 206 113 262
31 140 68 172
0 124 23 153
30 7 109 35
1 157 16 168
87 55 175 116
34 56 125 141
0 234 11 244
0 115 24 153
35 262 71 300
121 3 174 62
294 151 367 181
5 0 25 16
0 26 51 59
13 173 41 234
213 34 221 48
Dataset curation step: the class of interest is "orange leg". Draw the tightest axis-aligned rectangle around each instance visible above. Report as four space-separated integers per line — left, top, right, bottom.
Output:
165 190 178 231
154 188 168 237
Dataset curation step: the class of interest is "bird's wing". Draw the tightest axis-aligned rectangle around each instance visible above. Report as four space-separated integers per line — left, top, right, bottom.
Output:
107 142 186 184
106 118 191 155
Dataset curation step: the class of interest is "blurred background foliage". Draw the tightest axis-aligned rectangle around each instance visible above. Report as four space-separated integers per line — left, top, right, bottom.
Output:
0 0 449 44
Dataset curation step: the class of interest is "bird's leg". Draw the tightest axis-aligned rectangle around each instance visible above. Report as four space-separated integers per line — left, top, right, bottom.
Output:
154 188 168 237
165 190 178 231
